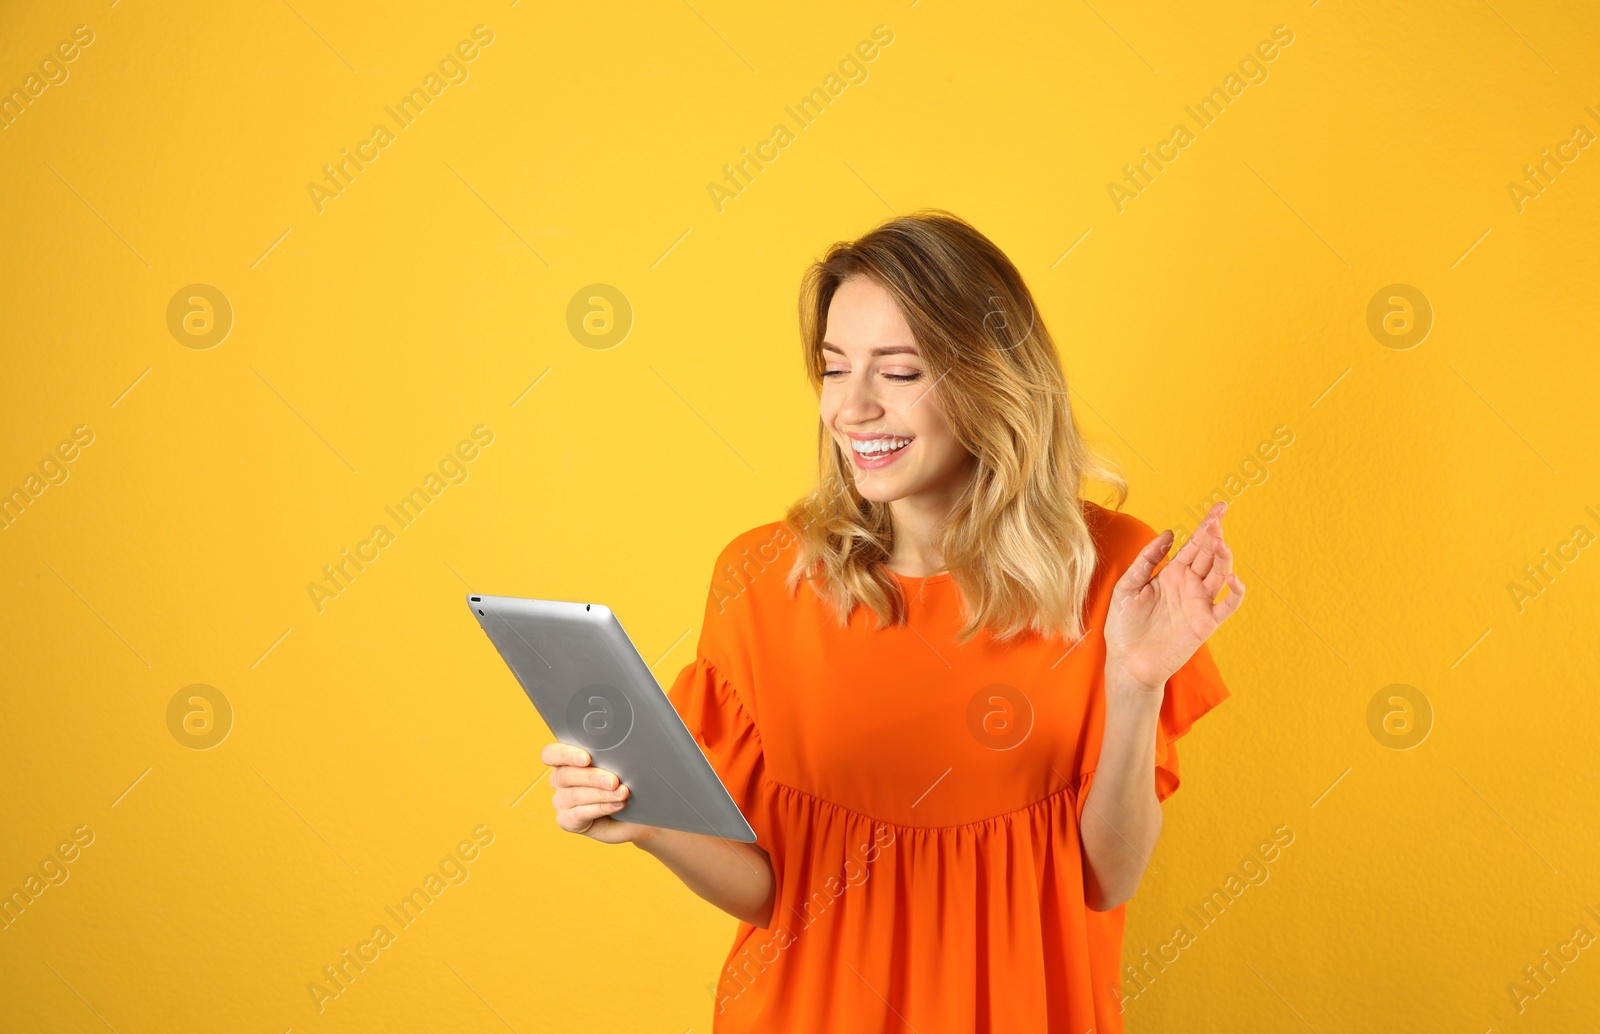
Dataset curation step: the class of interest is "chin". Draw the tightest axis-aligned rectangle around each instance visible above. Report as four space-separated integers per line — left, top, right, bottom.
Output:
856 483 912 504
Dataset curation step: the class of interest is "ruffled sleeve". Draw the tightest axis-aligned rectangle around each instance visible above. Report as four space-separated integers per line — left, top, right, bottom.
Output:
665 651 786 929
1153 640 1231 802
1073 640 1231 825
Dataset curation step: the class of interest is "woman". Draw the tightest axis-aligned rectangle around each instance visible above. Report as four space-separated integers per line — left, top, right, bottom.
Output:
541 209 1245 1032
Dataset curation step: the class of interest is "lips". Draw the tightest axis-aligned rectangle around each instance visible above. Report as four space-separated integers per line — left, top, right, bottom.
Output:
846 434 913 470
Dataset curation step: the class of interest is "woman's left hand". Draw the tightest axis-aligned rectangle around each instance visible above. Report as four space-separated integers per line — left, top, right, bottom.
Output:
1104 501 1246 692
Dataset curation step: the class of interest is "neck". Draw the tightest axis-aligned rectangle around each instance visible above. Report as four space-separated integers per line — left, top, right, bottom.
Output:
884 464 971 576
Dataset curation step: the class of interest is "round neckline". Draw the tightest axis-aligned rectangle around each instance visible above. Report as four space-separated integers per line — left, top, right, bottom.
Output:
883 565 954 585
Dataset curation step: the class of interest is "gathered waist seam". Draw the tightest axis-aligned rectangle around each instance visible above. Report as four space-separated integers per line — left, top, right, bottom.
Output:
762 775 1082 833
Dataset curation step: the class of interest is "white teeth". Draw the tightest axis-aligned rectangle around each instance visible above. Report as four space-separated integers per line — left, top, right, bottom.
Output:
851 436 912 455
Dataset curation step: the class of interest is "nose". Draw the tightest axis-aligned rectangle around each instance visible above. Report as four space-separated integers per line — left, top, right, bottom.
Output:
834 368 885 427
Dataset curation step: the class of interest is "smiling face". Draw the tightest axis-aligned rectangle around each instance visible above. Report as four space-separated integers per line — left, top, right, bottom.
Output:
820 276 974 511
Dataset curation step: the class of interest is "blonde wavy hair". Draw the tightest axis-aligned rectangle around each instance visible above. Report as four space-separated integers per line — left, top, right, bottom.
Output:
782 209 1129 645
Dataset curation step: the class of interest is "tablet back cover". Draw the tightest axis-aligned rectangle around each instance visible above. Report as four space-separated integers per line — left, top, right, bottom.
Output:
468 594 757 843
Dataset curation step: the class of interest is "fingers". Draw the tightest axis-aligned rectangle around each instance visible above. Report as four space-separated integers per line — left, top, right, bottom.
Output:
1198 506 1232 588
1117 529 1173 594
1148 504 1241 627
1171 503 1228 581
540 742 591 768
1170 503 1221 566
1125 503 1232 597
554 801 626 834
540 741 631 837
1199 536 1234 596
1212 572 1246 622
553 781 630 812
1190 531 1220 581
1170 527 1217 586
542 742 625 793
549 763 622 792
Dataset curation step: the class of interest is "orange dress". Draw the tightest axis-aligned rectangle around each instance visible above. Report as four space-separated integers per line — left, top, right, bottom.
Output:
666 500 1230 1033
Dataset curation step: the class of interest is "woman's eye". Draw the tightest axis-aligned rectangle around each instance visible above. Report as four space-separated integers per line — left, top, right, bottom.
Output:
820 369 921 382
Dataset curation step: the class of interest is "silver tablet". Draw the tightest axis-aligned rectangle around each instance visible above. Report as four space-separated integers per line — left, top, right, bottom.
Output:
468 594 757 842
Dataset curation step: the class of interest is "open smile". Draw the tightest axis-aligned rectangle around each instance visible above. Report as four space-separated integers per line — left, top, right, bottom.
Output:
848 435 913 470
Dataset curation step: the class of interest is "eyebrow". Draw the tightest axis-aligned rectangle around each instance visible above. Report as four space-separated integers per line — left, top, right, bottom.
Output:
821 342 920 357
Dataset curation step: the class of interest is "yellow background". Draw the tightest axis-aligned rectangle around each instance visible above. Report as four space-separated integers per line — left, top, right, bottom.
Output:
2 0 1598 1030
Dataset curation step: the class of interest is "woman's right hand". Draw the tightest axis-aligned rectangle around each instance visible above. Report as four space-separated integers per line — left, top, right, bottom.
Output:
542 742 775 925
540 742 654 846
